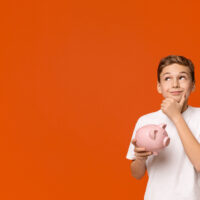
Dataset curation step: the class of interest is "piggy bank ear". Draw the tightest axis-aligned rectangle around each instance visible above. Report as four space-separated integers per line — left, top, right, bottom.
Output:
159 123 167 129
149 130 158 140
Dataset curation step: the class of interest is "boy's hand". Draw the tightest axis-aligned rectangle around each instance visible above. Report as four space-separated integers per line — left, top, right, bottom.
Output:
132 138 152 161
161 91 186 121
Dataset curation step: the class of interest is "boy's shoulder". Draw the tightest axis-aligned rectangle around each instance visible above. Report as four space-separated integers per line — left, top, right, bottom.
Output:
190 105 200 111
137 109 163 123
188 105 200 117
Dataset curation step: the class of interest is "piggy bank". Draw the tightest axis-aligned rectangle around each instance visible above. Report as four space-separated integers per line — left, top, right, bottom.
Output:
134 123 170 155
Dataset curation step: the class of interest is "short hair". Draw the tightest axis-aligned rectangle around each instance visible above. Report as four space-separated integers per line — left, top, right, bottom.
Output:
157 55 195 83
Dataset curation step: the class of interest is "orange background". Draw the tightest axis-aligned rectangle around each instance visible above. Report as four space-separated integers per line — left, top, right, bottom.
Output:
1 0 200 199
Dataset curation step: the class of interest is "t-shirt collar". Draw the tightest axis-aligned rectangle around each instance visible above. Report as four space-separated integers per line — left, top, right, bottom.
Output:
159 105 192 121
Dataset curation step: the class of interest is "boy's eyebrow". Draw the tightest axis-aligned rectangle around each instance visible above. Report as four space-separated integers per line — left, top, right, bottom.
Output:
162 71 189 76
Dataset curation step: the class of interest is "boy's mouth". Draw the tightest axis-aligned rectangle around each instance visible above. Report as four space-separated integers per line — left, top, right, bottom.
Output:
170 91 183 96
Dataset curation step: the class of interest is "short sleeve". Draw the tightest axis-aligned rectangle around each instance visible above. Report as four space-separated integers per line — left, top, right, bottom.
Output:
126 117 142 160
196 132 200 143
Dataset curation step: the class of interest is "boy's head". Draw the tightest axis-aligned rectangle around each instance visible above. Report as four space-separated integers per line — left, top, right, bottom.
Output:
157 55 196 104
157 55 195 84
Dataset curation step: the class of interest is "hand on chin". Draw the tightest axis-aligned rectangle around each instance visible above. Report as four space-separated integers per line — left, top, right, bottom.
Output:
173 96 182 103
167 95 181 102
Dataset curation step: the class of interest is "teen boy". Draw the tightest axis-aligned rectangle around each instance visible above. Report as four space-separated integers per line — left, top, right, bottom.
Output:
126 55 200 200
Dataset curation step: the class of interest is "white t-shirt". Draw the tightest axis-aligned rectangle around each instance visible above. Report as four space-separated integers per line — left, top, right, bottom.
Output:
126 105 200 200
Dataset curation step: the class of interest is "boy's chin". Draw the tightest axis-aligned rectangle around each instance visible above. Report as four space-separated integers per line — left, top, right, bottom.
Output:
165 95 181 102
173 96 181 102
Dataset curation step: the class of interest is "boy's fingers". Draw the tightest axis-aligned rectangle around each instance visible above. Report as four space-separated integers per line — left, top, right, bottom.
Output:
134 147 146 152
132 138 147 152
132 138 136 144
132 138 138 147
135 152 152 157
136 157 147 161
132 139 146 151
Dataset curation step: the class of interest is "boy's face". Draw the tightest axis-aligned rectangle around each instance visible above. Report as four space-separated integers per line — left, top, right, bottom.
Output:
157 63 195 103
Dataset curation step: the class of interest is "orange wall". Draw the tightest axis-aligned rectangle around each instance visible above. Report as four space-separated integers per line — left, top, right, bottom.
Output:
1 0 200 199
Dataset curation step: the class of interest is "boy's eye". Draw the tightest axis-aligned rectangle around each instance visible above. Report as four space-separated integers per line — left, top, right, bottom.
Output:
164 77 170 81
179 76 186 80
164 76 186 81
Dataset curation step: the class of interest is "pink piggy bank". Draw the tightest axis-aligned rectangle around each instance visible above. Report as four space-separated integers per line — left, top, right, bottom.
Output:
135 123 170 155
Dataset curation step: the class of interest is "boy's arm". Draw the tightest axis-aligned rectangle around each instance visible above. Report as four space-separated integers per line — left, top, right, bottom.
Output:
172 115 200 172
161 93 200 172
129 139 152 179
130 159 146 179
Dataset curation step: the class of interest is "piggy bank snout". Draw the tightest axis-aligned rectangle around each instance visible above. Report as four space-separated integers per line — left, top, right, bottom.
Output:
163 136 170 147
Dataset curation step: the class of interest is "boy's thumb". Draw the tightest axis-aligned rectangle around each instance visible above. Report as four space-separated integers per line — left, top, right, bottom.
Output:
132 138 137 145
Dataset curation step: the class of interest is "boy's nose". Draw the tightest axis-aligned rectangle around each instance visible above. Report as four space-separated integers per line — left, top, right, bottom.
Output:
172 79 180 88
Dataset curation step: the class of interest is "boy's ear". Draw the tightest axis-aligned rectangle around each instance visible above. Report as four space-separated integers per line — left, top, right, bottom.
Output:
157 82 162 94
192 83 195 92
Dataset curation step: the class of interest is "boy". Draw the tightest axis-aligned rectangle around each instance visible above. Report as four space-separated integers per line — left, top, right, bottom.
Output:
126 55 200 200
